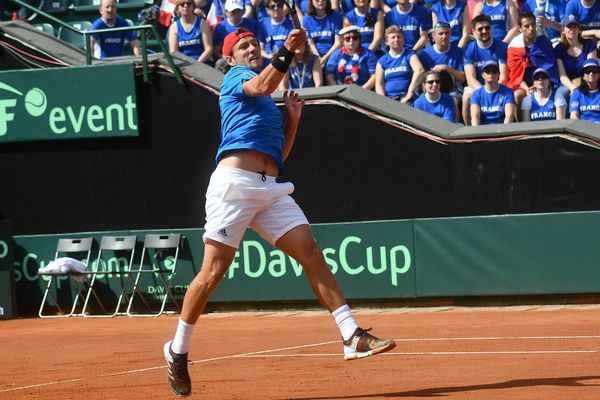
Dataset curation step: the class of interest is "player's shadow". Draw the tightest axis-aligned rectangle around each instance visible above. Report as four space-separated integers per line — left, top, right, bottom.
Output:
282 376 600 399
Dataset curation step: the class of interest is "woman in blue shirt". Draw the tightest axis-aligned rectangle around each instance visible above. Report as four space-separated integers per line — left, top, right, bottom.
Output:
555 20 598 96
282 44 323 88
570 59 600 123
302 0 343 67
520 68 567 121
343 0 383 54
168 0 213 62
326 25 377 88
375 25 425 102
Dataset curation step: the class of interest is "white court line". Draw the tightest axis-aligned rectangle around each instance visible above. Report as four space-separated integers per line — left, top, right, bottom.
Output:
0 378 85 394
2 335 598 393
236 350 598 358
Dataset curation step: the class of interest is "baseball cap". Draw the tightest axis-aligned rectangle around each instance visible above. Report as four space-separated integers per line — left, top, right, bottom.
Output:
225 0 244 12
562 17 581 28
222 28 256 56
481 59 499 72
582 59 600 70
339 25 360 36
433 21 451 29
532 67 549 78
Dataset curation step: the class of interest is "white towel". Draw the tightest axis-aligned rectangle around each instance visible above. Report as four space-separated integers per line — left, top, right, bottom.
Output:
38 257 88 275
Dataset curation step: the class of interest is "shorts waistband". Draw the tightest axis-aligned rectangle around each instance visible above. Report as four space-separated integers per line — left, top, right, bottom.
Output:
214 164 277 182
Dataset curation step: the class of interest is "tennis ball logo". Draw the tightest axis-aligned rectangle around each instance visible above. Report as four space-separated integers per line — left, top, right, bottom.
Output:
24 88 47 117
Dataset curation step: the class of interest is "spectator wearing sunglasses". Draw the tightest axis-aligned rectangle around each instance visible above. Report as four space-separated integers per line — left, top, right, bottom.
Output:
326 25 377 88
258 0 294 59
470 60 516 125
343 0 384 54
462 14 508 125
414 71 458 122
570 59 600 123
213 0 259 60
431 0 470 47
520 68 567 121
471 0 519 43
383 0 432 51
375 25 425 102
168 0 213 63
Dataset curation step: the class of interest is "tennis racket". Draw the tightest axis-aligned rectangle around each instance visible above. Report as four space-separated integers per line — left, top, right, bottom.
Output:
282 0 302 29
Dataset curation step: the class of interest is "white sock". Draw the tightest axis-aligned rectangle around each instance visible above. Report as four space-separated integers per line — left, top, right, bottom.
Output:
171 318 195 355
332 304 359 342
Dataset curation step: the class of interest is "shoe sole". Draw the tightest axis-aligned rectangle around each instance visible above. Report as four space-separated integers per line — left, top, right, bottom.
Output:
164 341 192 397
344 340 396 361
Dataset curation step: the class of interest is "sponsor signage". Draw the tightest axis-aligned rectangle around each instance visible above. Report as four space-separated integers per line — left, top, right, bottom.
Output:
0 64 138 143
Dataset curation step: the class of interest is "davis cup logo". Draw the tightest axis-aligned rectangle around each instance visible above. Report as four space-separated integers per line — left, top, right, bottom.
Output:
0 82 47 136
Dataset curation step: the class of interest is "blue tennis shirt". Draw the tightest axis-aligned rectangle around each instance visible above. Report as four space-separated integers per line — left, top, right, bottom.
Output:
217 65 285 174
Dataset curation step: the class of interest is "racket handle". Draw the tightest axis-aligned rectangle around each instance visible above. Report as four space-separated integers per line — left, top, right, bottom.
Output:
290 10 301 29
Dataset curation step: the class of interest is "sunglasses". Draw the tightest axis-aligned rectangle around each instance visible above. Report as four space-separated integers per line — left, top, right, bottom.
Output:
269 3 283 9
583 69 599 75
533 75 548 81
426 79 440 84
179 2 193 6
483 68 499 74
344 35 359 42
477 25 491 32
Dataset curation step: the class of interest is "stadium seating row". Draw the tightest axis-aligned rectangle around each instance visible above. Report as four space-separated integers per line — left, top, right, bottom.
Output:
41 0 148 14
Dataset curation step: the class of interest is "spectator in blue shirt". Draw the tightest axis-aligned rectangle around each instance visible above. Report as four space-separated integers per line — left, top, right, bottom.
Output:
375 25 425 102
90 0 141 58
521 0 564 44
520 67 566 121
470 60 516 125
564 0 600 34
326 25 377 88
258 0 294 59
462 14 508 125
213 0 259 59
471 0 519 43
570 59 600 123
414 71 458 122
302 0 344 68
281 44 324 89
168 0 213 63
343 0 384 54
383 0 432 51
431 0 470 47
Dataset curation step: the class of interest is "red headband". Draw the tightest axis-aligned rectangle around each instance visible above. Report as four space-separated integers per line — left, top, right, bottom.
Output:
222 31 256 57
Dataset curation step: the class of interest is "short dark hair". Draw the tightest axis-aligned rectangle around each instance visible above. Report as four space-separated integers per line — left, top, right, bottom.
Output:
518 11 536 26
471 14 492 29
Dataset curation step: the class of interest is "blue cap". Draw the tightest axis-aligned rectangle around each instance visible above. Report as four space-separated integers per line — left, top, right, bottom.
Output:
481 59 499 72
582 59 600 71
434 21 451 29
533 67 549 78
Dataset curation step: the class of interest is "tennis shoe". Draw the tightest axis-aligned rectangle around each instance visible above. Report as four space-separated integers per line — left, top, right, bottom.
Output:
343 327 396 360
164 340 192 397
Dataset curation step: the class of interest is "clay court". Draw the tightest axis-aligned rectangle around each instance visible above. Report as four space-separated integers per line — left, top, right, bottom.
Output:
1 305 599 399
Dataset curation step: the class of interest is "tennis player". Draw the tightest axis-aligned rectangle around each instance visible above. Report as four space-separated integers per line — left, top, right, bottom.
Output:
163 26 396 397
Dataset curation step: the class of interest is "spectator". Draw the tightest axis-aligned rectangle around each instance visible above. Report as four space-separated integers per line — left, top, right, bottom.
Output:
570 59 600 123
470 60 516 125
90 0 141 58
431 0 470 47
253 0 276 21
414 71 458 122
563 0 600 36
281 44 324 88
213 0 259 60
521 0 564 44
383 0 432 51
462 14 508 125
326 25 377 88
506 12 559 116
168 0 213 63
555 20 598 99
520 68 567 121
344 0 384 54
471 0 519 43
302 0 344 68
418 21 465 99
258 0 294 60
375 25 425 102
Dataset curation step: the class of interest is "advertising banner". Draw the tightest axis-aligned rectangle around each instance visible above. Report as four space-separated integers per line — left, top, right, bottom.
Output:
0 64 138 142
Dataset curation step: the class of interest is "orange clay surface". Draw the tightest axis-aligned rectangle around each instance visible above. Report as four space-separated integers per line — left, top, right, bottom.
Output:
1 305 599 400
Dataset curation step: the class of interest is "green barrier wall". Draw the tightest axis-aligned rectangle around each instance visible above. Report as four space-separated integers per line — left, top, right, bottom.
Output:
10 211 600 313
0 220 17 319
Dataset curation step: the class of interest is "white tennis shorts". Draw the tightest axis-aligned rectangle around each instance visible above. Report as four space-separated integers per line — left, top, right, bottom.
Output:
202 165 309 248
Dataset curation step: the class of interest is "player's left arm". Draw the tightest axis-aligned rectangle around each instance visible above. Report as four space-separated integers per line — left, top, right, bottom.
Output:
282 90 305 160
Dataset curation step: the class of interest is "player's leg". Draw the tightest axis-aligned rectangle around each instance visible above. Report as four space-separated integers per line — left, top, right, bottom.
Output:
164 240 237 397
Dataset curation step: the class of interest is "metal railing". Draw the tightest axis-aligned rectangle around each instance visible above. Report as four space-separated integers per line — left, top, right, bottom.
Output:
7 0 184 85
